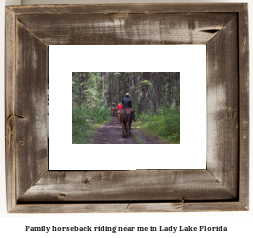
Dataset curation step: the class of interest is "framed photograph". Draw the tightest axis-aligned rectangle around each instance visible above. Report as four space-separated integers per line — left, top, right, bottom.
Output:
5 3 249 213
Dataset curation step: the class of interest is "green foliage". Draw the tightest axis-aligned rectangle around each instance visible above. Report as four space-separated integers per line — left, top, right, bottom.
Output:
72 72 105 108
89 104 111 122
136 106 180 143
84 73 104 108
133 134 145 144
72 76 80 104
72 103 111 144
140 79 152 86
72 122 95 144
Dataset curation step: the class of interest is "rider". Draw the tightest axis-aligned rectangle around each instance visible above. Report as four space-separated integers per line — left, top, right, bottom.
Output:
117 102 123 110
122 93 136 121
111 103 116 115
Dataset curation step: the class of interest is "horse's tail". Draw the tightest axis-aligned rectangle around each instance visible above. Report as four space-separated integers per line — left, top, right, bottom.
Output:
125 122 128 135
123 109 126 122
122 110 128 135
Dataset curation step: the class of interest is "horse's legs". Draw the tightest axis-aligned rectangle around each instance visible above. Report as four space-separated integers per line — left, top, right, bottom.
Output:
125 123 127 137
125 122 128 137
122 124 124 137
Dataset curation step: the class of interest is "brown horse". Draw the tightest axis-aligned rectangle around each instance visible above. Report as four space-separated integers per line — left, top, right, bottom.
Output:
116 109 121 124
111 107 116 116
120 108 133 137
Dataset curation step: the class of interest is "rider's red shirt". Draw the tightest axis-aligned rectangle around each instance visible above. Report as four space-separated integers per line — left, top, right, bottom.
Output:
117 104 123 110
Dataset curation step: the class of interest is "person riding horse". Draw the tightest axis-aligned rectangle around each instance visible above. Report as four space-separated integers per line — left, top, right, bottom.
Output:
116 102 123 123
111 103 116 116
122 93 136 121
117 102 123 110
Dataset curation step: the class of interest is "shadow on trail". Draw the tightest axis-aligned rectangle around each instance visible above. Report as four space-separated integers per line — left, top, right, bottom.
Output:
92 116 156 144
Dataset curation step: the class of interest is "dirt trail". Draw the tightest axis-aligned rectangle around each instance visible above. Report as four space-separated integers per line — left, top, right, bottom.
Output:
92 116 158 144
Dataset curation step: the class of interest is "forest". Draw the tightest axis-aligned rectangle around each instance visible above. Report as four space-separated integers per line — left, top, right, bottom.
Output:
72 72 180 144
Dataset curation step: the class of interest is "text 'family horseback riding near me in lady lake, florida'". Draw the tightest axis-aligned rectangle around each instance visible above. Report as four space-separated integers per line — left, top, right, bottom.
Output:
24 225 227 233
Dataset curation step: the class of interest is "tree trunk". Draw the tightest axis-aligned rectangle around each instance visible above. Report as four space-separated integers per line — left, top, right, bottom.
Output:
110 73 113 105
142 72 149 114
158 72 161 113
102 72 107 106
116 73 119 105
176 72 180 107
150 72 154 116
168 72 175 108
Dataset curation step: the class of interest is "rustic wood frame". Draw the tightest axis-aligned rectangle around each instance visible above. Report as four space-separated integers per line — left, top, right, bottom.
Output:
5 4 249 213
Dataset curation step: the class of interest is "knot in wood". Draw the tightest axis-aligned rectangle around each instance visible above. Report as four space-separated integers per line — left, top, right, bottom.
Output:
181 196 186 203
84 179 90 184
57 193 66 199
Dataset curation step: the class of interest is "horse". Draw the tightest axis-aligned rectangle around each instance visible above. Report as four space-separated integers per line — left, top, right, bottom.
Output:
120 108 134 137
111 106 116 116
116 109 121 124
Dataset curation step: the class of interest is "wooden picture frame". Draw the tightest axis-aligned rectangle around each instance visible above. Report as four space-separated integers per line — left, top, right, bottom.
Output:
5 3 249 213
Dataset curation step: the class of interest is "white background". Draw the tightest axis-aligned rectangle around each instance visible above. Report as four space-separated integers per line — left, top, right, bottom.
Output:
1 0 252 237
49 45 206 170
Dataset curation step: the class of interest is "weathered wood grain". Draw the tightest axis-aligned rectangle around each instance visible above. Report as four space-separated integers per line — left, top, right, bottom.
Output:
15 20 48 200
18 170 236 202
126 202 248 213
10 203 133 213
7 3 246 15
10 202 247 213
238 4 249 208
206 16 239 198
16 13 235 45
5 7 17 212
